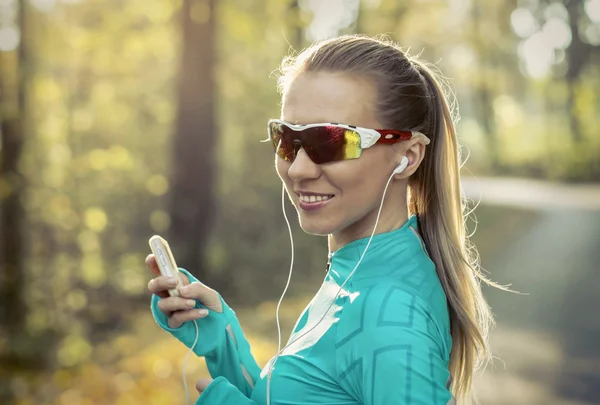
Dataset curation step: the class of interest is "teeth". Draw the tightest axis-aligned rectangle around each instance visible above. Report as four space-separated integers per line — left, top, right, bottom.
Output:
299 194 332 203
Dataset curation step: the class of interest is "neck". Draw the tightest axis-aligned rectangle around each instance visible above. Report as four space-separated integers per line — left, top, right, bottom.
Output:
327 189 409 254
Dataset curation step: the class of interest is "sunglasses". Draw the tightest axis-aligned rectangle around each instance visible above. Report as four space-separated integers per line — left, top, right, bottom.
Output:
265 119 430 164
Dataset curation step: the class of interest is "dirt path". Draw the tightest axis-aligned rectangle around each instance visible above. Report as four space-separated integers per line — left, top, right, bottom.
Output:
461 176 600 211
464 177 600 405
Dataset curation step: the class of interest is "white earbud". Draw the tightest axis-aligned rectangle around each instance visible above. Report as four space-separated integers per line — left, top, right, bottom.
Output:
393 156 409 174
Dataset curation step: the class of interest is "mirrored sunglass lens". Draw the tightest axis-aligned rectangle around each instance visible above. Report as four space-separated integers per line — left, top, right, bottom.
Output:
268 123 362 164
270 122 295 161
341 128 362 159
304 127 362 163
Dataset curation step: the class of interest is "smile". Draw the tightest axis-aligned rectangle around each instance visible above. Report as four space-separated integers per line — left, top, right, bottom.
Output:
298 194 334 203
296 193 335 212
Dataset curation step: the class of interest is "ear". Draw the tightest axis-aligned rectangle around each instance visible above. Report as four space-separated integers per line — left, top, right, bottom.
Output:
394 140 426 178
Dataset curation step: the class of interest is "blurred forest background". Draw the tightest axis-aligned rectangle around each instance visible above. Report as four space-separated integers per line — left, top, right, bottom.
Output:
0 0 599 404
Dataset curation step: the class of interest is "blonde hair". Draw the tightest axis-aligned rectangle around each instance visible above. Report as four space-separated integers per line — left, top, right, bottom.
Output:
276 34 503 402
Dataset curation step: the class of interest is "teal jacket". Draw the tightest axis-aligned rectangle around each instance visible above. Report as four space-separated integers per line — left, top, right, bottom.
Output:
151 215 455 404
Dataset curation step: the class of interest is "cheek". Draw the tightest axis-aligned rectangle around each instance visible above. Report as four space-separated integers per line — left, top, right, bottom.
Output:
333 151 389 191
332 153 390 205
275 157 288 180
325 164 371 209
275 158 295 193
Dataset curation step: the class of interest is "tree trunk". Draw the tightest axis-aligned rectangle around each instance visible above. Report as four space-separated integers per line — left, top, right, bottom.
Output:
564 0 590 144
169 0 217 285
471 1 499 169
0 1 27 366
0 2 31 402
287 0 303 50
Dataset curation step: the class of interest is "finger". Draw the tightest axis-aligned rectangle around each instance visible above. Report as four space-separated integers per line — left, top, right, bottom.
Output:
145 254 161 277
178 282 223 313
157 296 198 313
168 308 209 329
150 273 192 293
147 274 192 301
146 255 169 299
178 271 190 285
195 378 213 394
147 276 177 299
146 254 191 285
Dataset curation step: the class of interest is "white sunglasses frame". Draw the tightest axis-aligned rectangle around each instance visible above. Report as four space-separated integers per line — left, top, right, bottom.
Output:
265 119 431 150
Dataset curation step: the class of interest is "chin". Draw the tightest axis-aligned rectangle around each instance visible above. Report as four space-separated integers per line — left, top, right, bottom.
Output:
297 217 339 236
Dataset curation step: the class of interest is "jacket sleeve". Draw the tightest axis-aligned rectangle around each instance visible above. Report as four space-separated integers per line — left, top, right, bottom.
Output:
150 268 261 398
194 377 259 405
335 284 455 405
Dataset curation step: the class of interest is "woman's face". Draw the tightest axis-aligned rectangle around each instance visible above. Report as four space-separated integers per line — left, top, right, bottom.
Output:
277 72 408 242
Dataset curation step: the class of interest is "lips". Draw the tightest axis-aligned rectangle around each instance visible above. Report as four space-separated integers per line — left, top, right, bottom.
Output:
298 194 334 203
295 192 334 211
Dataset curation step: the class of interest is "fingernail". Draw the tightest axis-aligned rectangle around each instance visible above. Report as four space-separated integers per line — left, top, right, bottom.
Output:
185 299 196 308
179 285 189 294
167 277 178 286
198 309 209 316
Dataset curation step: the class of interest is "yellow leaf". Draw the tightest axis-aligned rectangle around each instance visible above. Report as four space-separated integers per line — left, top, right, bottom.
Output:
48 144 72 165
146 175 168 196
152 359 173 379
34 76 63 103
91 81 116 105
52 369 73 391
66 289 88 311
57 335 92 367
81 253 106 287
84 207 108 232
108 145 134 170
72 109 94 132
89 149 108 171
150 209 170 232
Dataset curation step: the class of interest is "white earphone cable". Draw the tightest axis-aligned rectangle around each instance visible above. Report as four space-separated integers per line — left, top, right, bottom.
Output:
266 184 296 405
182 319 200 405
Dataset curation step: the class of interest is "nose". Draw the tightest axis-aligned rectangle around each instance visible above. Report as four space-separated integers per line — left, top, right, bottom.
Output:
288 147 321 181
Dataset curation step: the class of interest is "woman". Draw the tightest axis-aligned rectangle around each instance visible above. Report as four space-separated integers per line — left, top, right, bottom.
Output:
146 34 496 404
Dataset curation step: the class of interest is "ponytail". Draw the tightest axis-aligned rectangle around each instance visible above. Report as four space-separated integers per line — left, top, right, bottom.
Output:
408 61 503 402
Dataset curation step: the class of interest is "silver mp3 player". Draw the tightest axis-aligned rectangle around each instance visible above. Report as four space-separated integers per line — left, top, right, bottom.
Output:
149 235 183 297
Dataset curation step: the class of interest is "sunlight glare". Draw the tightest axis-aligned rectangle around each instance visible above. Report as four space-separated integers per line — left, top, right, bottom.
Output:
585 0 600 23
0 26 19 51
448 44 476 69
362 0 382 9
448 0 472 20
584 24 600 45
544 2 569 21
305 0 359 41
30 0 56 12
519 32 554 79
511 8 538 38
541 17 572 49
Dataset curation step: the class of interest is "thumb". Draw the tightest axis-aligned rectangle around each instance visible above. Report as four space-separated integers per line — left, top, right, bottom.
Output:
179 281 223 313
196 377 213 394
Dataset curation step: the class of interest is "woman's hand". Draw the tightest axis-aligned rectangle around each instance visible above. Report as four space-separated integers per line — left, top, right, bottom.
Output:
146 254 224 328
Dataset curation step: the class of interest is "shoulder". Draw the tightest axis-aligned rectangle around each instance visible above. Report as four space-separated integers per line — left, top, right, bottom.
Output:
336 283 450 361
352 222 443 303
333 284 453 404
349 232 452 347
